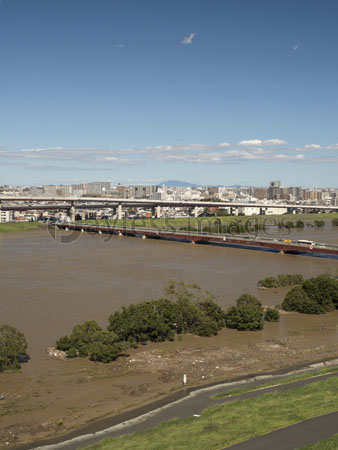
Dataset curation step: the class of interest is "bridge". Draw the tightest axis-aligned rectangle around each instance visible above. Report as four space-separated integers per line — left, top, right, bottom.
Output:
1 196 337 220
57 223 338 259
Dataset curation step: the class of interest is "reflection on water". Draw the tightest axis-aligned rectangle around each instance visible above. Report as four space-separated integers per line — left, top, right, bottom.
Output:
0 228 337 358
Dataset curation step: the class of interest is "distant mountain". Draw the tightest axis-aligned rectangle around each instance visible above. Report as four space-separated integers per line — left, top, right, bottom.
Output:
160 180 198 188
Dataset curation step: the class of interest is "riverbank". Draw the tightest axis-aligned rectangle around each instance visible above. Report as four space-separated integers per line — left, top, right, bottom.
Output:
2 309 338 448
84 212 338 229
0 222 44 233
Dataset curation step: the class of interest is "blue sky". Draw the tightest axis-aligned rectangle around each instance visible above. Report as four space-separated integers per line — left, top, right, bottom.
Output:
0 0 337 187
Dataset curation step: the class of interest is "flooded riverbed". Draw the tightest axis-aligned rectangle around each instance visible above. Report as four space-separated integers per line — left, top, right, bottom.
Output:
0 227 337 360
1 227 338 447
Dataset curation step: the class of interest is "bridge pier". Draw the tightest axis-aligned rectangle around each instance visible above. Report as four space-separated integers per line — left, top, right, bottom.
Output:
155 205 162 218
117 204 122 220
194 206 199 218
68 205 76 222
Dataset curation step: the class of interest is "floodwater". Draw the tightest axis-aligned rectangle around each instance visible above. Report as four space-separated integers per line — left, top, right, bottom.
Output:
0 225 337 360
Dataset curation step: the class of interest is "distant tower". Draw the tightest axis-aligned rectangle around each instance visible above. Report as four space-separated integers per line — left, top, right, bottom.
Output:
268 180 282 200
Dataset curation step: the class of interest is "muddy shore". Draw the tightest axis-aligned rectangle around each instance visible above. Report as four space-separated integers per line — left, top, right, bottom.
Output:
2 309 338 449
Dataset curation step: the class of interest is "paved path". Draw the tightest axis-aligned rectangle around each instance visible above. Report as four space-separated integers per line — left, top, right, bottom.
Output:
14 361 338 450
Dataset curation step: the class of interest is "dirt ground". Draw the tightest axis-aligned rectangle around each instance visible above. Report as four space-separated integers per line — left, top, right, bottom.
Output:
1 309 338 449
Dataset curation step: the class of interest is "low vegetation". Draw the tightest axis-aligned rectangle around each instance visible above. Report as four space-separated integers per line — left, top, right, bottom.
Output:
0 325 28 371
56 282 279 363
213 365 338 399
0 222 42 233
299 433 338 449
83 376 338 450
258 273 304 288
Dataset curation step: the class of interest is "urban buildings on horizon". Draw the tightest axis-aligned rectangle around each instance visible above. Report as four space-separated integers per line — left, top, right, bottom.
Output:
1 180 338 206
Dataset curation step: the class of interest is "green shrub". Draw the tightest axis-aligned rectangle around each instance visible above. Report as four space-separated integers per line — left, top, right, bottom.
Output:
66 348 78 358
282 286 323 314
296 220 305 228
258 274 304 288
258 277 280 288
264 307 280 322
314 220 325 227
332 218 338 226
225 294 264 331
278 273 304 286
302 274 338 312
0 325 28 371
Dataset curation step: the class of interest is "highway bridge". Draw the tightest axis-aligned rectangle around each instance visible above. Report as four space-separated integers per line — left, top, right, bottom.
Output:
1 196 338 220
57 223 338 259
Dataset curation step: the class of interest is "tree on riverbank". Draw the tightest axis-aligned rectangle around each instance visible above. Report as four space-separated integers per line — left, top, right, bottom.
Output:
225 294 264 331
0 325 28 371
282 275 338 314
56 283 282 363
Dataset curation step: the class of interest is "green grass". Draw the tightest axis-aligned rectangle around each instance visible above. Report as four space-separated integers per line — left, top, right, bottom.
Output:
0 222 43 233
212 365 338 399
82 212 338 231
83 376 338 450
298 433 338 449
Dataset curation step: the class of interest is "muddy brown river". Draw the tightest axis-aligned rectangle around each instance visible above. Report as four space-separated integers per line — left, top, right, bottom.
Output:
1 225 338 447
0 226 337 360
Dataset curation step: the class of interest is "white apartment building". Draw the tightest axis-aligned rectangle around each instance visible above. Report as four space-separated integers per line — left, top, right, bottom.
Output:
0 210 14 223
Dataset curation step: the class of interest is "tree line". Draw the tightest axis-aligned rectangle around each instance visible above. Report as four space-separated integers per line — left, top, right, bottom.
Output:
55 281 278 363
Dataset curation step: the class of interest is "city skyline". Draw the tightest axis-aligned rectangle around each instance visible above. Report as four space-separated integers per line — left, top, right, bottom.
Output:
1 0 338 186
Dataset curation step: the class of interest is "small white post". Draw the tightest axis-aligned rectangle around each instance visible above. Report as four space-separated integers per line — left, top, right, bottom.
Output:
183 374 187 386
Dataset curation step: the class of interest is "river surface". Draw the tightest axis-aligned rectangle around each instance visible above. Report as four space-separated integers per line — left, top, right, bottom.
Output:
1 225 338 360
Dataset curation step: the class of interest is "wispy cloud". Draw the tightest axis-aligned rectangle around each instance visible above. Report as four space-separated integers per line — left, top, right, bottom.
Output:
181 33 196 45
292 44 299 51
1 138 337 168
115 43 124 48
238 139 287 146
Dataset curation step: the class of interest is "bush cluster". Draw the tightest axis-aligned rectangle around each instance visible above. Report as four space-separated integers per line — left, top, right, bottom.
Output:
56 320 127 362
0 325 28 371
225 294 264 331
332 218 338 226
202 222 265 235
56 282 281 363
264 307 280 322
282 274 338 314
258 274 304 288
108 282 226 342
314 220 325 227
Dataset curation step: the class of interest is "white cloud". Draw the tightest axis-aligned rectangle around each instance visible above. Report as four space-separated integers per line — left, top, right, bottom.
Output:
304 144 321 150
264 139 287 145
116 44 124 48
0 139 336 168
181 33 196 45
293 44 299 51
238 139 263 146
238 139 287 146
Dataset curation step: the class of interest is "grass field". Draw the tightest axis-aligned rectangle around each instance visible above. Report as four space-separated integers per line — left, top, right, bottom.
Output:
299 433 338 449
83 376 338 450
213 365 338 399
83 212 338 231
0 222 43 233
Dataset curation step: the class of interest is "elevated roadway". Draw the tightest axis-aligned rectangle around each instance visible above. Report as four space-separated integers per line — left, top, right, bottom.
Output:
1 196 338 211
